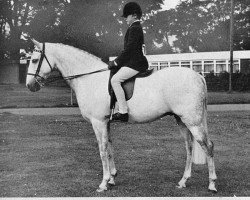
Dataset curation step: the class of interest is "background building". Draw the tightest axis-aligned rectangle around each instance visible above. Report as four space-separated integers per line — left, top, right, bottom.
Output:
110 50 250 76
146 50 250 76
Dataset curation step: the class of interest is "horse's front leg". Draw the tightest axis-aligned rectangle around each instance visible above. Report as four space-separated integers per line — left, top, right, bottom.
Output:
107 121 117 186
91 118 112 192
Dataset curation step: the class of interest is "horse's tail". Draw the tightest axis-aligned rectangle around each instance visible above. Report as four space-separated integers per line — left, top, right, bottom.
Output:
192 75 207 164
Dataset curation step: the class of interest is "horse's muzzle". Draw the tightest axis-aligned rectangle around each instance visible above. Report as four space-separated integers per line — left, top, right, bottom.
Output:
26 81 41 92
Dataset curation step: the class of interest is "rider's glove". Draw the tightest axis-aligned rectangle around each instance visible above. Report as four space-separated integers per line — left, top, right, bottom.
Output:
108 60 117 70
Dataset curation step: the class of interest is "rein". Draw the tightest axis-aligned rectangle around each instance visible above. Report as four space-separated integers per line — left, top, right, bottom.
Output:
45 68 109 85
64 68 109 81
27 43 109 86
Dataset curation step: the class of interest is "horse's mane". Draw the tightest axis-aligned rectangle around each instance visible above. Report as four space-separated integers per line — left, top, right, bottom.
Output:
61 43 102 61
49 43 107 67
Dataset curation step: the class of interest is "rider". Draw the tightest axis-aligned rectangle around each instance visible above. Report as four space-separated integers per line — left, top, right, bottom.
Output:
108 2 149 122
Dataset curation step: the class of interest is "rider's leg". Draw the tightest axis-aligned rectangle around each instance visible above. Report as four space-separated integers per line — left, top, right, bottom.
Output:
111 67 139 114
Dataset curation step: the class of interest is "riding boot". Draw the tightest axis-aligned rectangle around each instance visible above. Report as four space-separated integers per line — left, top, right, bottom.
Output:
111 112 128 122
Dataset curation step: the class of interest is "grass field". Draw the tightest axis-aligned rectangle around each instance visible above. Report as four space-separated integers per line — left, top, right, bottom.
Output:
0 111 249 197
0 84 250 109
0 84 75 108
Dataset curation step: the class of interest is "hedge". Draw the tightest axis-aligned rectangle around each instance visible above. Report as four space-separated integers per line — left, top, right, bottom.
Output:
205 72 250 91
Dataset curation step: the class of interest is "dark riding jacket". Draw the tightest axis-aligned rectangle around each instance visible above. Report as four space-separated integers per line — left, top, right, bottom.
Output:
114 21 148 72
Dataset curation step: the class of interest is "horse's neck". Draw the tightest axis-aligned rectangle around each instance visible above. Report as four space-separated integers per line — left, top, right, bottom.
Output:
47 43 107 78
47 43 109 96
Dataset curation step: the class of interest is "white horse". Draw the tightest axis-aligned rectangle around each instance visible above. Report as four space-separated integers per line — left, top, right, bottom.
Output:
26 39 217 193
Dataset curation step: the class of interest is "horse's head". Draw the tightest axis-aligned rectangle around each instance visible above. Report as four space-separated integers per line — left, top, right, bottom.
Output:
26 39 54 92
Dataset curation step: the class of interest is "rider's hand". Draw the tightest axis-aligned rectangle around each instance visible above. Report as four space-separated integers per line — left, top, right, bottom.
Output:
108 61 117 70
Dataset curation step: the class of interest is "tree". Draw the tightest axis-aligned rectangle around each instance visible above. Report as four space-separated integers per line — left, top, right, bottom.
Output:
0 0 32 60
233 0 250 50
0 0 165 60
171 0 230 52
156 0 250 53
0 0 69 60
143 9 173 54
1 0 249 62
58 0 165 60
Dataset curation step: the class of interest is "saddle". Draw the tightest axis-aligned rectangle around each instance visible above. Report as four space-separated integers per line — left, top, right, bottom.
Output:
108 68 154 109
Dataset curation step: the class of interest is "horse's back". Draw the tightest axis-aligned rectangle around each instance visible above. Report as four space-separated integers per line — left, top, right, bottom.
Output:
152 67 203 85
135 67 205 97
128 67 206 123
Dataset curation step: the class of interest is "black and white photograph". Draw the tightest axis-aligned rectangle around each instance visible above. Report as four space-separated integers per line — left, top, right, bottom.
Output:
0 0 249 198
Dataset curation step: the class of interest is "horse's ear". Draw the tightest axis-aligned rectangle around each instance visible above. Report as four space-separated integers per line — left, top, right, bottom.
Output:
31 38 43 50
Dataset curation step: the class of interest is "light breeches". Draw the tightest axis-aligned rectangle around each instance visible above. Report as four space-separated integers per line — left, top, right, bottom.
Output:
111 67 139 114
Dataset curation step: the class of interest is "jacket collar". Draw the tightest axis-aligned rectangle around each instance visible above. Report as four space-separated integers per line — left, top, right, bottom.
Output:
129 20 141 27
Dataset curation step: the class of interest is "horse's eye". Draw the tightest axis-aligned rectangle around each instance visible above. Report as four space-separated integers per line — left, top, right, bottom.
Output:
32 59 39 63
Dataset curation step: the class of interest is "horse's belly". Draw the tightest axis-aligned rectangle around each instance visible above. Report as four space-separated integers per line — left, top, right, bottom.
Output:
127 78 171 123
129 107 168 123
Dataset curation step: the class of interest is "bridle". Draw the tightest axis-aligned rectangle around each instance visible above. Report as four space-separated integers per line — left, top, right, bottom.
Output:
27 43 53 87
27 42 109 87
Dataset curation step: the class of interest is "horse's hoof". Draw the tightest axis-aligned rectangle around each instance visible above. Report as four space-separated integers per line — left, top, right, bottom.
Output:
176 179 186 189
108 179 115 185
176 183 186 189
108 171 118 186
208 188 217 193
113 172 118 177
96 186 107 193
208 181 217 193
208 189 217 193
108 172 118 185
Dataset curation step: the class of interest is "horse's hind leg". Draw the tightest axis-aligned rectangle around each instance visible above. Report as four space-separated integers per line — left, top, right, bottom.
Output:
175 116 193 188
188 125 217 192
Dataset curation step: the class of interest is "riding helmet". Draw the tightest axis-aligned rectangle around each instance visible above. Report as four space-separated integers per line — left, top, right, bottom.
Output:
122 2 142 19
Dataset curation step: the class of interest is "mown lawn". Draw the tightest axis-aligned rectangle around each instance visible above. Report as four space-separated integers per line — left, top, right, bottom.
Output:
0 84 75 108
0 111 249 197
208 92 250 104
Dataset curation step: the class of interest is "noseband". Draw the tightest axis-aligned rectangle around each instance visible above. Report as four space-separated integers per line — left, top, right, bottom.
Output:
27 43 53 87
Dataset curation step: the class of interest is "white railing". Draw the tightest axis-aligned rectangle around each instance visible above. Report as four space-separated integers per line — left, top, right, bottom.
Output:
148 59 240 75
